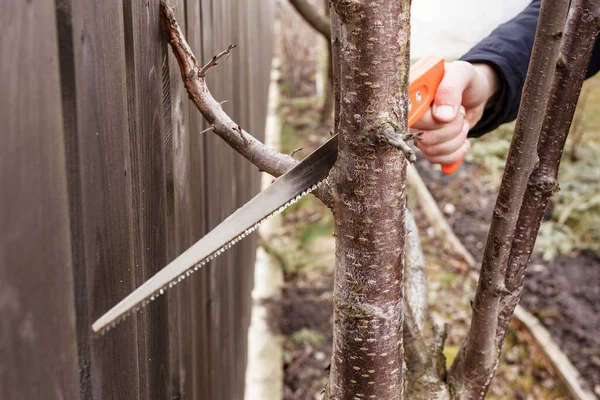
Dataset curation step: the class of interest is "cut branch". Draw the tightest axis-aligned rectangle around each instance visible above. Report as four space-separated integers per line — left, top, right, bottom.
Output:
160 2 295 177
160 1 333 206
449 0 571 397
288 0 331 41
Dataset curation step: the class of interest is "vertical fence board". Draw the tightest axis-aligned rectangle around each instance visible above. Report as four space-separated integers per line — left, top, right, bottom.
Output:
2 0 274 398
66 1 143 399
0 2 79 399
162 0 191 397
185 1 211 399
122 1 171 398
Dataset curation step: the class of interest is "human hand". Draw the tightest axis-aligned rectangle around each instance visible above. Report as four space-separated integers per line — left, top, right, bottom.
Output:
412 61 500 166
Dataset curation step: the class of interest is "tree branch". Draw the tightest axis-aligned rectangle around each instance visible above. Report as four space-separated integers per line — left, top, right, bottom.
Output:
404 208 428 331
449 0 570 396
288 0 331 41
496 0 600 353
160 1 333 206
160 2 295 177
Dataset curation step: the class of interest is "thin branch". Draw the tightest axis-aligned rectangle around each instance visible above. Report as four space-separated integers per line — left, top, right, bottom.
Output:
288 0 331 41
448 0 570 396
198 44 237 77
160 1 333 206
199 126 214 135
289 147 303 158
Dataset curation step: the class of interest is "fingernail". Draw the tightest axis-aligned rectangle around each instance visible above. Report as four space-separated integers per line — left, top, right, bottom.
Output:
434 105 455 120
463 121 470 133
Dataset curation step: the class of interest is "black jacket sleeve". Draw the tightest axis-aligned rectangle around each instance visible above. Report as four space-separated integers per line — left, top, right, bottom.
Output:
459 0 600 137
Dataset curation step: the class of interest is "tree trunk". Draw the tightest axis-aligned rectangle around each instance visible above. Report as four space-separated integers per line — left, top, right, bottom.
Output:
497 0 600 350
327 1 412 398
448 0 600 398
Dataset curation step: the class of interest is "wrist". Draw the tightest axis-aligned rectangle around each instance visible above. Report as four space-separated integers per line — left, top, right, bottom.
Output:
473 63 501 107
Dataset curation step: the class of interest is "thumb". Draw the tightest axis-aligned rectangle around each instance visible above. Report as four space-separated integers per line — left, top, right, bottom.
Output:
432 61 475 123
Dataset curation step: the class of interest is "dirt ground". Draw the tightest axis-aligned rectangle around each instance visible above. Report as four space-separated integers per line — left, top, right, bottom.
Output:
274 1 599 398
415 156 600 391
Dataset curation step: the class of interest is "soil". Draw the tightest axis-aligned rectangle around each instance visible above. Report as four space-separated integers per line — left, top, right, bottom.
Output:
414 157 600 392
281 281 333 400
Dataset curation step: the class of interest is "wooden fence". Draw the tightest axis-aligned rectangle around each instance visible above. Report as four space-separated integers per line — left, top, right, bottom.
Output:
1 0 273 399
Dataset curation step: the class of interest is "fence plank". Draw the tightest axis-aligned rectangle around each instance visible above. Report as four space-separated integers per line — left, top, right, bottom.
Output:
122 1 171 398
63 1 142 399
0 2 79 399
161 0 192 397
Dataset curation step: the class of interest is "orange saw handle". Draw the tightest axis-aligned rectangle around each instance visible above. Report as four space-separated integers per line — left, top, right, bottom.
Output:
408 55 462 175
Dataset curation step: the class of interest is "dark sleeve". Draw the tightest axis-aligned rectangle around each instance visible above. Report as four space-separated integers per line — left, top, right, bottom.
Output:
460 0 600 137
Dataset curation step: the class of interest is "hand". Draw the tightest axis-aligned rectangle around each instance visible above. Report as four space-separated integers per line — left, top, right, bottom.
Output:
412 61 500 166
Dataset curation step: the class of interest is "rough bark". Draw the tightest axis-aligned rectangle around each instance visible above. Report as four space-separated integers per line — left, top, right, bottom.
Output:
327 1 412 398
448 0 570 397
497 0 600 348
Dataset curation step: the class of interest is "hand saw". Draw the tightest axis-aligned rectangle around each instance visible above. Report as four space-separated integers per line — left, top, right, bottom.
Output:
93 55 459 335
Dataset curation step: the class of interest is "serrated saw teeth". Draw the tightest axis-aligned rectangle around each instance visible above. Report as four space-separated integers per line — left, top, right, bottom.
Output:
92 177 330 336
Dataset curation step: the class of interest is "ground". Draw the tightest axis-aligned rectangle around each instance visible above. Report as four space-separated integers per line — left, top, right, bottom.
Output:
272 2 600 398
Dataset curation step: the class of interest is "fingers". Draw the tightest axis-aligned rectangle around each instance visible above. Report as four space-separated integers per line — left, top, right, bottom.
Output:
411 61 476 130
419 120 469 156
432 61 475 122
424 139 471 165
416 107 465 146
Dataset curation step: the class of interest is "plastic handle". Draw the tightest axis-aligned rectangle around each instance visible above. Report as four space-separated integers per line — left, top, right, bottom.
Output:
408 55 463 175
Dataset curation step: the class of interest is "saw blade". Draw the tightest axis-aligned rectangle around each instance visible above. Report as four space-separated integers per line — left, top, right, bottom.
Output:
92 136 338 334
92 55 446 335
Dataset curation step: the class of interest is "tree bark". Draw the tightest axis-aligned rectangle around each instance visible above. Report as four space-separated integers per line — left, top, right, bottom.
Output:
327 1 412 398
448 0 573 398
497 0 600 350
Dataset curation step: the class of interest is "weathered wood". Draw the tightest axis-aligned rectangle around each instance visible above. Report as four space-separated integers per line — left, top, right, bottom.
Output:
2 0 273 398
62 1 143 399
0 2 79 399
123 1 171 398
186 1 211 398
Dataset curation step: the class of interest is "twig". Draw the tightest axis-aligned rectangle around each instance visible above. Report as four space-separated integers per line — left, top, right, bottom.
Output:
198 44 237 77
289 147 303 158
199 126 214 135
